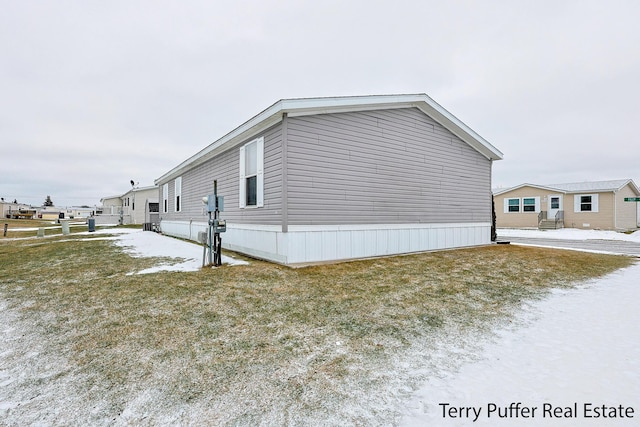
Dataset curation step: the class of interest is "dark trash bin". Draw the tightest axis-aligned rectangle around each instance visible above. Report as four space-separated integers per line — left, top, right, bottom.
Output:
88 218 96 232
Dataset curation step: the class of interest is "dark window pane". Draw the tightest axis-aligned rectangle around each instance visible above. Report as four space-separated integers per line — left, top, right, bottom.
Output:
246 176 257 206
523 198 535 212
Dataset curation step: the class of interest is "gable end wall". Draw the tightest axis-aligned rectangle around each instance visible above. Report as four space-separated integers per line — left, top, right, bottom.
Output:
286 107 492 225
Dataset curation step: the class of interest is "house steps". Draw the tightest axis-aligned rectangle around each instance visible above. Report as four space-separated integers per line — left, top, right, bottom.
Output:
539 219 564 230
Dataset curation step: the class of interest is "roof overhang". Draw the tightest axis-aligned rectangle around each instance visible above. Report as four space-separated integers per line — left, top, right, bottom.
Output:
493 183 566 196
494 179 640 196
156 94 504 184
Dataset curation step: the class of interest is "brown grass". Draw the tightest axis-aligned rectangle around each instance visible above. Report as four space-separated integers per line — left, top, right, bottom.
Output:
0 232 634 425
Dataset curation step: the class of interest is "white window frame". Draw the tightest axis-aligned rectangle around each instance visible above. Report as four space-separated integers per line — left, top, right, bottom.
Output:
239 137 264 208
174 176 182 212
574 194 599 213
522 197 540 213
504 198 520 213
162 183 169 213
504 196 540 213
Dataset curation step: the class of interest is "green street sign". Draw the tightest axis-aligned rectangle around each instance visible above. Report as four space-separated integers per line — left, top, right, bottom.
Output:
624 197 640 202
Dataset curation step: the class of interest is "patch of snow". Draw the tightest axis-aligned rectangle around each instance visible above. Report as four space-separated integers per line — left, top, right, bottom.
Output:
113 229 248 273
498 227 640 242
401 262 640 426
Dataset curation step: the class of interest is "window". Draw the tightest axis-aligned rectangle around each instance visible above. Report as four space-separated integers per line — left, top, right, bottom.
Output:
162 183 169 213
507 198 520 212
175 177 182 212
239 137 264 208
550 197 560 209
523 198 536 212
574 194 599 213
504 196 539 213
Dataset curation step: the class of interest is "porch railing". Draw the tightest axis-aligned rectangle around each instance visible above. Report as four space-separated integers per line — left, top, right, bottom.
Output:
538 211 546 225
555 210 564 228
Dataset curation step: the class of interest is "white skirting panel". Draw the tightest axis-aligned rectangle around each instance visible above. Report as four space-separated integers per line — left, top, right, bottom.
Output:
160 220 491 265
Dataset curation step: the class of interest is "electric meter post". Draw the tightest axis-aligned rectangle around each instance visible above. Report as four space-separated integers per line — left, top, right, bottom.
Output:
202 180 226 267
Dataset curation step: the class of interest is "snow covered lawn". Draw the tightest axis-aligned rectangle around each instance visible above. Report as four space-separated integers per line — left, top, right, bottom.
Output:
110 228 249 273
0 227 637 426
401 262 640 426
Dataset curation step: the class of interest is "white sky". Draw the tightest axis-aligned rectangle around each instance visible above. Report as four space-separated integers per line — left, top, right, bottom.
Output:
2 0 639 207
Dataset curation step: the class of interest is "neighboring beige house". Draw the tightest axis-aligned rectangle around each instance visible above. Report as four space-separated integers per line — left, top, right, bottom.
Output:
40 207 65 221
493 179 640 231
98 185 159 225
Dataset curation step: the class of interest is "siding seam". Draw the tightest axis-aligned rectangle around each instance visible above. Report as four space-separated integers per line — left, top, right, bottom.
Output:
282 113 289 233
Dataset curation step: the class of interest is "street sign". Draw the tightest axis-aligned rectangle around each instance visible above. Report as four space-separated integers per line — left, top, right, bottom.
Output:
624 197 640 202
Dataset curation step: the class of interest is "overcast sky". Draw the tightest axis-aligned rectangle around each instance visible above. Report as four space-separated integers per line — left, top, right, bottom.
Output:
2 0 638 207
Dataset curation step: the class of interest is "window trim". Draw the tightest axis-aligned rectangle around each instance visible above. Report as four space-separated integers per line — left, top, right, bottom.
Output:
162 183 169 213
506 198 520 213
503 196 540 213
574 193 599 213
174 176 182 212
239 137 264 208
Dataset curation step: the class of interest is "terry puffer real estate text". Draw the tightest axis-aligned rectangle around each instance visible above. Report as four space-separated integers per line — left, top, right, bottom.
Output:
439 402 635 422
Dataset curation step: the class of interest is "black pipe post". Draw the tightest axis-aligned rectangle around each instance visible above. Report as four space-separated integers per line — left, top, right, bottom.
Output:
213 180 221 266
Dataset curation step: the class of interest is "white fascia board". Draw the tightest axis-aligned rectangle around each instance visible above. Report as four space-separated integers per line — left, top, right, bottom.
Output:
492 183 565 196
155 93 503 183
412 96 503 161
155 105 284 184
100 195 124 202
133 185 158 192
284 94 503 160
615 179 640 195
281 94 423 116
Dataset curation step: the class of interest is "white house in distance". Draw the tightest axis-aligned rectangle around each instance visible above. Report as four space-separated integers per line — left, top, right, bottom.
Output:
1 200 37 219
98 185 159 225
155 94 503 265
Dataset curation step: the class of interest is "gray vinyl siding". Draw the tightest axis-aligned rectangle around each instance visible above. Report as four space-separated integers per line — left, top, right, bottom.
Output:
158 123 283 225
286 107 491 225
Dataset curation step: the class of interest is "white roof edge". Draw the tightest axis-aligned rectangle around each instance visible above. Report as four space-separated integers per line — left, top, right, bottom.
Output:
494 179 640 196
102 185 159 202
549 179 638 193
612 179 638 194
626 179 640 194
493 183 564 196
156 94 503 184
128 185 159 193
